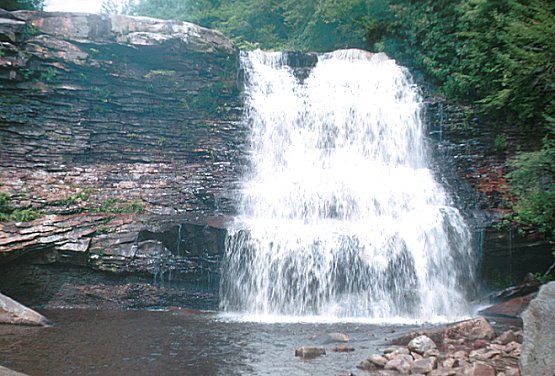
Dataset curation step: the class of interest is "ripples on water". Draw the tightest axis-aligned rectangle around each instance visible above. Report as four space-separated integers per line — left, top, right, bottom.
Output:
0 309 429 376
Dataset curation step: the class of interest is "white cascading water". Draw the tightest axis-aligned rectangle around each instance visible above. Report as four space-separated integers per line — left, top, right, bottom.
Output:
220 49 476 322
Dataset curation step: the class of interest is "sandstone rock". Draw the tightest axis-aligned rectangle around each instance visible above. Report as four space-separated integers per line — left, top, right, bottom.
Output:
384 354 413 373
423 348 441 358
0 292 49 326
493 330 518 345
384 347 410 360
408 335 437 355
411 351 423 360
520 281 555 376
323 332 350 343
469 348 500 361
462 362 495 376
411 356 437 374
442 357 456 369
430 368 458 376
367 354 388 368
504 341 521 356
480 293 537 319
473 339 489 349
295 346 326 359
444 318 495 341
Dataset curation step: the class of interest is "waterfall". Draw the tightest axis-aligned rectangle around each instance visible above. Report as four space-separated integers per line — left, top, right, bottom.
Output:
220 49 476 322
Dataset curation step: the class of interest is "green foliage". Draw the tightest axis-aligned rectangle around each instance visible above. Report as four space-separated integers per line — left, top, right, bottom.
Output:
38 68 57 83
0 191 41 222
94 198 145 214
131 0 554 239
494 134 508 152
0 0 43 10
506 121 555 240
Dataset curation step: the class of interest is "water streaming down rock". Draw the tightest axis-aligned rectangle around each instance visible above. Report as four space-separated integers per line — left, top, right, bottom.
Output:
220 49 476 321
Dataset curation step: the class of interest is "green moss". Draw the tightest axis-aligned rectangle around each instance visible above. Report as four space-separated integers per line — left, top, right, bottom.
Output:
0 191 41 222
93 198 145 214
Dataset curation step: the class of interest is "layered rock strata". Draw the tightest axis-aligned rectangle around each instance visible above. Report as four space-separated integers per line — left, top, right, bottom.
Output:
0 9 243 292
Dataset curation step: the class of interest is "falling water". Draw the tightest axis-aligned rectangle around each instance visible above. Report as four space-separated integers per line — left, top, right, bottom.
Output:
220 49 476 322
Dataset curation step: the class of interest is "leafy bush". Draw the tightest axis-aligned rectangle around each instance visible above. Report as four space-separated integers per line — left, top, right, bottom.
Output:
0 191 41 222
506 121 555 240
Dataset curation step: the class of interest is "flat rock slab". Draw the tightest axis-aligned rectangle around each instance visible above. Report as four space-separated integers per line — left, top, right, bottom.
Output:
480 292 537 319
0 293 49 326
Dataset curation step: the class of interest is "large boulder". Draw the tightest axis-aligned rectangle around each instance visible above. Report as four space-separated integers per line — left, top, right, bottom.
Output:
0 292 49 326
0 365 30 376
520 281 555 376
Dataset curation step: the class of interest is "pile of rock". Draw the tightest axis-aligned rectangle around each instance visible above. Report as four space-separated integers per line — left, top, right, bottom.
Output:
357 318 521 375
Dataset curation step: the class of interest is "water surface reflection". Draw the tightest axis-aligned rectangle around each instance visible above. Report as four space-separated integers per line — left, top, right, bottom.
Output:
0 309 423 375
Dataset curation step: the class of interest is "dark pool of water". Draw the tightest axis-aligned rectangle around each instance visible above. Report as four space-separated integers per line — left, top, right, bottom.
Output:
0 309 429 376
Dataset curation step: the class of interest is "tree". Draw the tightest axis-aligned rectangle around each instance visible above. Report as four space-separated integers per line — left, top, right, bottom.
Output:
101 0 134 15
0 0 43 10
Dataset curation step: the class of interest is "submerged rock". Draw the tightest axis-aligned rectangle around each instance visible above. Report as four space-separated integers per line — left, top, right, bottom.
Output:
294 346 326 359
322 332 350 344
0 293 49 326
332 345 355 353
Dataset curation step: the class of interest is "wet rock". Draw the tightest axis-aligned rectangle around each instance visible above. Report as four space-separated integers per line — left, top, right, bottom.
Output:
295 346 326 359
411 356 437 374
323 332 350 343
0 292 49 326
408 335 437 355
0 8 243 280
479 293 537 319
520 281 555 376
332 345 355 353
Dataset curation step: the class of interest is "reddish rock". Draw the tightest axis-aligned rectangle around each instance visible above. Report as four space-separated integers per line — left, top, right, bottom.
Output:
473 339 489 349
366 354 388 368
411 357 437 374
444 317 495 341
462 363 495 376
479 293 537 319
384 354 413 373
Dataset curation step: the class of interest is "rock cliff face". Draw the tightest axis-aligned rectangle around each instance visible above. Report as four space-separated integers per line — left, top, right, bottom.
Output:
0 9 551 309
0 10 244 307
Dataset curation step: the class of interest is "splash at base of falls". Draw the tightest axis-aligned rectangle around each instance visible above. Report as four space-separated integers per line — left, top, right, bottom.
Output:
220 49 477 322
